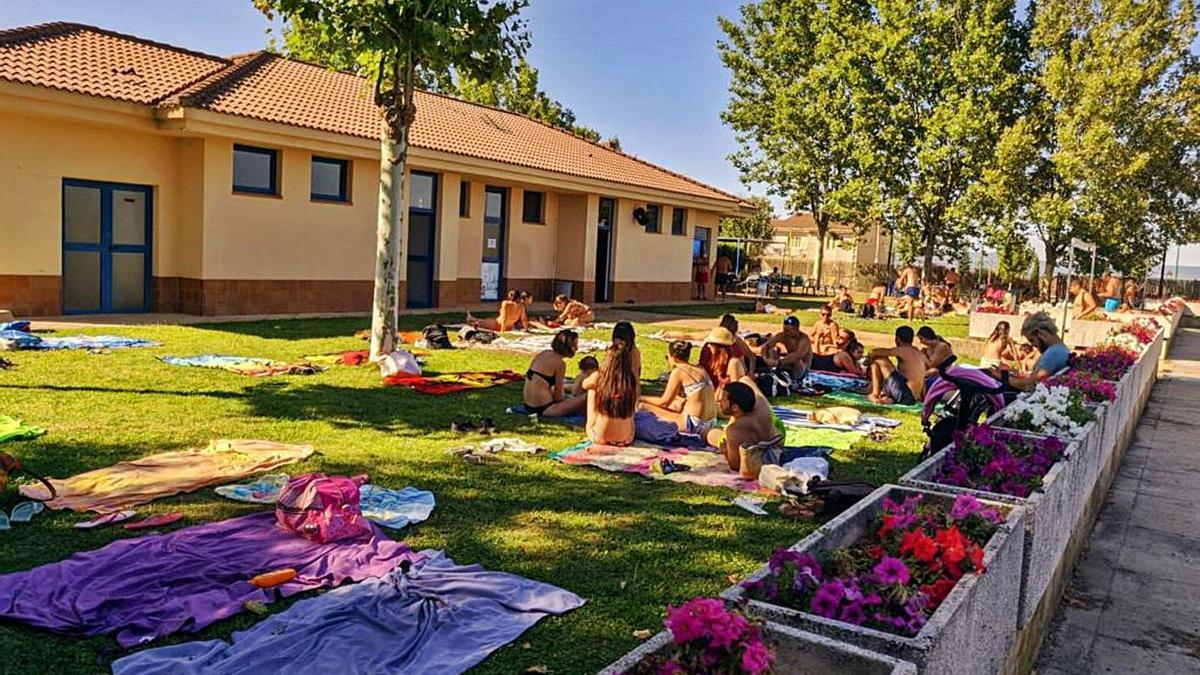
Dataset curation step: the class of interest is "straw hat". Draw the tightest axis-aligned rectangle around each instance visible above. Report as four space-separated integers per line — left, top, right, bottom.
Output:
704 327 736 346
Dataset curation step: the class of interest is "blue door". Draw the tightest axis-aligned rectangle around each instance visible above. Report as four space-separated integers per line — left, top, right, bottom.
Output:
481 186 507 301
406 172 437 308
62 179 152 314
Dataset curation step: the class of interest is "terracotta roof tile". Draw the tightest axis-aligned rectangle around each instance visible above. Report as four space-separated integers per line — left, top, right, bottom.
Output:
1 22 741 204
0 22 228 104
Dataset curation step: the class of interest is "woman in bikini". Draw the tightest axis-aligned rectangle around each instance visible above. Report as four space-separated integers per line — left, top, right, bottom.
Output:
582 328 640 446
640 340 719 434
466 289 528 332
522 330 586 418
980 321 1018 370
552 295 595 327
610 321 642 380
810 335 866 376
917 326 955 377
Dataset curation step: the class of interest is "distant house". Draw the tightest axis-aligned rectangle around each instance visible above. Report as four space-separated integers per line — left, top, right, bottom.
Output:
0 22 749 317
764 213 891 289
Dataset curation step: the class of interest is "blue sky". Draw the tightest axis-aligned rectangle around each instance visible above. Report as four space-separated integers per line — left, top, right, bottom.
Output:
3 0 1198 265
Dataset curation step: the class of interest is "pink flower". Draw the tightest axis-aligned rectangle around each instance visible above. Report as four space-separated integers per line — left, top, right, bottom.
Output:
656 660 684 675
739 636 774 675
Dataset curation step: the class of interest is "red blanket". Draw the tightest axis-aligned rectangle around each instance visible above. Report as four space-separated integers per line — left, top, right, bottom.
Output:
383 370 523 395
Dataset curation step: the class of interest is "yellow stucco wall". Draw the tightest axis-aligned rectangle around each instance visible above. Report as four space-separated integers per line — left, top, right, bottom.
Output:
555 193 589 281
505 186 559 281
611 198 700 283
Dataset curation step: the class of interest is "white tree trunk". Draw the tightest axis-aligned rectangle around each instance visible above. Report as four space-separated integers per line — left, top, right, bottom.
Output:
369 118 407 359
813 228 826 287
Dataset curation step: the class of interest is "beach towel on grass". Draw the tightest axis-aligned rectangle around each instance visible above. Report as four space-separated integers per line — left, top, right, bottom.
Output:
507 403 587 427
551 442 761 492
20 440 314 513
0 512 420 647
111 550 584 675
161 355 323 377
215 475 435 531
0 416 45 444
465 333 608 355
783 426 866 451
821 389 924 412
383 370 522 394
303 349 429 367
0 330 158 351
773 406 903 431
803 370 868 392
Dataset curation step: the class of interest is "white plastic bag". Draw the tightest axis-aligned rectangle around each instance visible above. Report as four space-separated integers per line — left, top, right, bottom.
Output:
377 349 421 377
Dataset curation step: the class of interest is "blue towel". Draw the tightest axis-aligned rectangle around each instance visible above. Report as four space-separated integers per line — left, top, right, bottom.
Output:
0 329 156 351
111 550 585 675
358 485 436 530
0 330 41 349
803 371 868 391
0 321 30 332
633 410 710 448
507 404 586 427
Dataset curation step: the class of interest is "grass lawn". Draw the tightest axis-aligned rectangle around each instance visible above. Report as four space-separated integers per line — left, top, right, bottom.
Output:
627 297 971 339
0 313 929 674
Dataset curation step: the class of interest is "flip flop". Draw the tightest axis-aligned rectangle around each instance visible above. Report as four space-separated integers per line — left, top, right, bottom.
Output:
75 511 137 529
0 511 8 531
122 512 184 530
9 501 44 523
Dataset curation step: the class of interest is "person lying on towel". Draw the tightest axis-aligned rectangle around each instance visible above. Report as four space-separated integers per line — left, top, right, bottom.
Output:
639 340 719 435
810 332 866 376
467 290 530 332
523 330 588 418
706 380 782 478
582 332 640 446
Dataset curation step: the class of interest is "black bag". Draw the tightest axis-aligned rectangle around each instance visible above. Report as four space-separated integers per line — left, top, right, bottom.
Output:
421 324 454 350
755 368 793 398
808 478 877 517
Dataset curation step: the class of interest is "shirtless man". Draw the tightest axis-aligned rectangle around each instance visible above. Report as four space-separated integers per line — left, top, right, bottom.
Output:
759 315 813 380
862 282 887 319
867 326 927 405
1100 274 1122 313
714 254 733 300
1070 279 1098 319
898 263 922 320
810 305 841 355
944 267 960 299
706 380 780 475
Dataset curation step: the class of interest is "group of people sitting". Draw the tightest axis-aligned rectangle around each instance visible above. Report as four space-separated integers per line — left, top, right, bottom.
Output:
467 292 595 332
1070 274 1142 319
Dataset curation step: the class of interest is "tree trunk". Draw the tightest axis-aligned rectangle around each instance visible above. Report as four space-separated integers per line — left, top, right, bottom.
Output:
922 227 936 280
813 219 827 287
1042 248 1057 302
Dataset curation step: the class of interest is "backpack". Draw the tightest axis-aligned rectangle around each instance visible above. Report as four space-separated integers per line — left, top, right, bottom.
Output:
755 368 793 398
421 324 454 349
275 473 372 544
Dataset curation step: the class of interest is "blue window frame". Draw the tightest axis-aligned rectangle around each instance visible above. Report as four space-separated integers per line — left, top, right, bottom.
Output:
645 204 661 233
311 156 349 202
233 144 278 195
61 178 153 314
405 171 438 308
672 207 687 236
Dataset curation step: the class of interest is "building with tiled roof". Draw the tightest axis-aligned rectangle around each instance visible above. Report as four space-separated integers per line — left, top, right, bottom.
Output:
764 213 892 289
0 22 747 316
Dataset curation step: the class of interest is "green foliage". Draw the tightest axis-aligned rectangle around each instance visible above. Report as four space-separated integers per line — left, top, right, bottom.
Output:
993 228 1038 282
719 195 775 259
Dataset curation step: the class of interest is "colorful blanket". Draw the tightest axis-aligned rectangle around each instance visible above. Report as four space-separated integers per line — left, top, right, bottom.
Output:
215 475 436 531
0 512 420 647
161 355 323 377
803 370 868 392
465 334 608 355
773 406 903 431
383 370 522 394
551 442 761 492
302 349 372 366
0 416 46 444
21 440 315 513
110 550 584 675
0 330 158 351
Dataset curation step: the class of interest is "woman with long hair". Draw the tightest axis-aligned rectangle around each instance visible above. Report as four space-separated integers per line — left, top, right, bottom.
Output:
640 340 719 434
582 327 640 445
610 321 642 379
466 289 528 332
698 328 748 389
981 320 1018 370
522 330 586 418
917 326 955 376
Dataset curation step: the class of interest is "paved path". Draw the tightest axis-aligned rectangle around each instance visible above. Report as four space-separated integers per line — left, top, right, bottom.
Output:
1037 326 1200 674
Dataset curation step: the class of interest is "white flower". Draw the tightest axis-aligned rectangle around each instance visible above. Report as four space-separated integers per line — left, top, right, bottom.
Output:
1001 384 1086 439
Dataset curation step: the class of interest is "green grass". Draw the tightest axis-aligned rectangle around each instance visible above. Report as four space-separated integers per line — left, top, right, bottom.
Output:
626 298 971 339
0 313 929 674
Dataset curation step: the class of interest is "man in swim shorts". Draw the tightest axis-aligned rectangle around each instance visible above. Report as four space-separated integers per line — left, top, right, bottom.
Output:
866 326 927 405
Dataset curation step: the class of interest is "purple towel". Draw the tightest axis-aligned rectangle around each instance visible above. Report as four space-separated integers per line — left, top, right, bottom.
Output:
0 512 420 647
634 410 709 448
112 550 585 675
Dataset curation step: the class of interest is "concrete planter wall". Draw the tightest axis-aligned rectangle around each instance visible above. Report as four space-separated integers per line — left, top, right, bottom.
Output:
721 485 1027 675
599 624 917 675
899 435 1085 627
986 406 1103 507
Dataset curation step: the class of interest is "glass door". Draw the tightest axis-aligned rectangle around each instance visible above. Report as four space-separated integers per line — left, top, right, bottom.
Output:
62 179 152 314
481 187 507 301
405 172 438 308
594 197 615 303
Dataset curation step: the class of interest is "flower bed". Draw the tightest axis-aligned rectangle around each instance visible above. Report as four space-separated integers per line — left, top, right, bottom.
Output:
901 429 1085 626
1045 370 1116 404
1071 346 1137 381
723 486 1026 675
602 621 917 675
996 384 1095 440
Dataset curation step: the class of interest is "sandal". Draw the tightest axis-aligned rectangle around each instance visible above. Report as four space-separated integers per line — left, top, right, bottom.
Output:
122 512 184 531
75 510 137 529
450 420 477 433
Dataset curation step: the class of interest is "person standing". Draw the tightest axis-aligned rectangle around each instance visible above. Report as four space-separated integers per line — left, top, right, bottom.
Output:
694 253 710 301
898 263 922 320
1100 273 1122 313
714 253 733 300
945 267 960 300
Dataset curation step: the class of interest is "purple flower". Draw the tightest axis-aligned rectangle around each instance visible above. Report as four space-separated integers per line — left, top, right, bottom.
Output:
873 556 911 586
810 589 840 618
839 601 867 626
950 494 982 521
768 548 802 573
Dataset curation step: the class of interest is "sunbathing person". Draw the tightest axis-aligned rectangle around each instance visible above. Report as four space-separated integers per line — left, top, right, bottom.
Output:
835 286 855 314
867 326 927 405
610 321 642 380
917 326 955 376
552 295 595 327
706 380 781 477
1070 279 1098 319
755 299 793 316
466 289 528 332
582 330 640 446
567 355 599 396
811 305 841 355
522 330 586 418
810 336 866 376
980 321 1019 370
640 340 718 434
759 315 813 380
719 313 757 374
699 328 749 388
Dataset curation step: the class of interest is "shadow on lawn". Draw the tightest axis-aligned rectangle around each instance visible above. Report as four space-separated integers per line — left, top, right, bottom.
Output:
193 313 466 341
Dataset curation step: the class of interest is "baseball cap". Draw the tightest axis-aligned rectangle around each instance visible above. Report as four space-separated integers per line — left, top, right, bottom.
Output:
782 315 800 328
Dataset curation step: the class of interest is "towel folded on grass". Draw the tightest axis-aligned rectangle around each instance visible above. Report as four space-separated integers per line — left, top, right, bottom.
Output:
0 415 46 444
464 334 608 355
215 475 435 531
773 406 903 431
161 355 322 377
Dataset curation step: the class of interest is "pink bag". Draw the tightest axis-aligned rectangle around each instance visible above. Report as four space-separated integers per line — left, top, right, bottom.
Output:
275 473 372 543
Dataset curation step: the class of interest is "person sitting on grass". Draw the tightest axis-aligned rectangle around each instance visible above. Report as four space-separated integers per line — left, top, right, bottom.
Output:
610 321 642 380
699 327 749 388
522 330 586 418
1007 312 1070 391
705 380 782 477
917 326 955 376
552 294 595 327
582 329 640 446
759 315 813 381
567 355 599 396
811 305 841 356
466 289 528 332
811 334 866 376
640 340 718 434
835 286 855 314
1070 279 1098 319
719 313 757 374
866 326 927 405
980 320 1019 370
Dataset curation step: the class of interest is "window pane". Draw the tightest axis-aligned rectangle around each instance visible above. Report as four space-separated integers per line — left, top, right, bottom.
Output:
111 252 146 311
522 191 543 223
410 173 435 209
645 204 660 232
598 198 614 230
459 181 470 217
233 146 274 192
408 212 434 258
64 250 101 312
311 158 346 200
111 190 146 245
485 190 504 220
64 185 101 244
672 208 686 235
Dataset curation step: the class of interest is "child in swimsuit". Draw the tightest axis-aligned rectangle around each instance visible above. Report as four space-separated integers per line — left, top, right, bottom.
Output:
639 340 719 434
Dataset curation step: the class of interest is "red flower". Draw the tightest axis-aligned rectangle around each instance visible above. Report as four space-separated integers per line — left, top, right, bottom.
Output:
935 526 967 565
900 529 938 562
869 545 885 560
968 545 985 572
878 515 896 538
